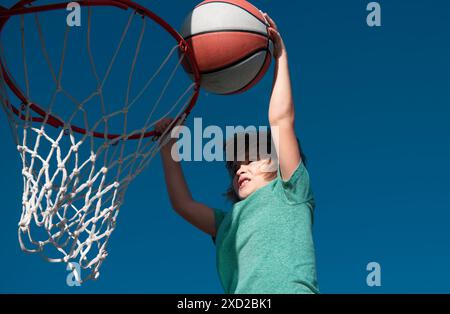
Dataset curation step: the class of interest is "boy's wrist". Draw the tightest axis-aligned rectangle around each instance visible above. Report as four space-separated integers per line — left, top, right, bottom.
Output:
274 50 288 67
160 138 176 153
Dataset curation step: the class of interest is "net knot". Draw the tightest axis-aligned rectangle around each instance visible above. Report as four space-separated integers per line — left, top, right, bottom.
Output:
179 40 188 53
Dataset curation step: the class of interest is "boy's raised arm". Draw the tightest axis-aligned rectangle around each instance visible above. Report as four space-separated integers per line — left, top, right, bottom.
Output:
157 119 217 237
266 13 302 181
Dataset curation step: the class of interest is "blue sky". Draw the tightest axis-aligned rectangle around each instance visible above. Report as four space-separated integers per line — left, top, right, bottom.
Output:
0 0 450 293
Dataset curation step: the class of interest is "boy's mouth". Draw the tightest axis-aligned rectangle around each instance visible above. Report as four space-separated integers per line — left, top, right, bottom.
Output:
238 177 251 189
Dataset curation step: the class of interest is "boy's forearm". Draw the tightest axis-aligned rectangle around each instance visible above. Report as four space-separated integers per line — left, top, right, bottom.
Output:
160 142 193 210
269 54 295 125
159 136 216 236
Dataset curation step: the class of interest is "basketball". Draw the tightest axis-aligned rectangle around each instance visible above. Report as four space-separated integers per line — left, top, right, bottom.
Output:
180 0 274 95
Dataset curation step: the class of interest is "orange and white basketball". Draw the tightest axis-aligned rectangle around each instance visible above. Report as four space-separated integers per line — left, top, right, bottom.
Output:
180 0 274 95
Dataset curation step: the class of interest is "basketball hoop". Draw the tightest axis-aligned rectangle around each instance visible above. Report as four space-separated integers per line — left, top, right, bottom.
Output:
0 0 200 282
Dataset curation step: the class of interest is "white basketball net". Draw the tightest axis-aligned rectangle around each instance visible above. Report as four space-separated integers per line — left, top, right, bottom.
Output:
0 4 196 282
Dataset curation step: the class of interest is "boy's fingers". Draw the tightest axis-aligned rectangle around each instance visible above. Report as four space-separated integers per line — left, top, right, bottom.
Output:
263 13 278 30
155 118 175 134
264 14 272 27
261 12 271 26
268 27 281 41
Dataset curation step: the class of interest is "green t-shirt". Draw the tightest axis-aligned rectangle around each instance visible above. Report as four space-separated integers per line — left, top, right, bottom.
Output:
213 161 319 294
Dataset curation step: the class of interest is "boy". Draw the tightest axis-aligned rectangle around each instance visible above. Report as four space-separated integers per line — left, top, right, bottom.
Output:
155 14 318 294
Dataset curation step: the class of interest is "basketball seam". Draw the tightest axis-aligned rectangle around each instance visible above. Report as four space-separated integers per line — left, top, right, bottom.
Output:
200 48 268 75
194 1 268 28
183 29 267 41
229 47 272 94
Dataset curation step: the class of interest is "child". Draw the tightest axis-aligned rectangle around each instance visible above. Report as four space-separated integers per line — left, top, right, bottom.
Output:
155 14 319 294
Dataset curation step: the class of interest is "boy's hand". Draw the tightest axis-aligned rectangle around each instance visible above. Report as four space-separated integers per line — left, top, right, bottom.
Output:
263 13 286 59
155 117 177 149
155 117 174 135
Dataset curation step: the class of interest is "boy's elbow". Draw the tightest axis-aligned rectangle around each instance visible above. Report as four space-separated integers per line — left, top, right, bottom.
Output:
170 197 193 214
269 110 295 127
269 101 295 125
171 201 185 213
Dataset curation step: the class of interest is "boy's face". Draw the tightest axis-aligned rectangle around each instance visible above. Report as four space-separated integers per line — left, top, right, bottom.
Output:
232 159 276 200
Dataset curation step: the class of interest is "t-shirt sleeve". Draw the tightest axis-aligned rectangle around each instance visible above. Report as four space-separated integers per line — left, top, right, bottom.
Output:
211 208 226 244
277 161 314 205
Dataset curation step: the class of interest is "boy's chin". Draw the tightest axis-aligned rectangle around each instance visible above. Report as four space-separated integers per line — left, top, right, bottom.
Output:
238 190 252 200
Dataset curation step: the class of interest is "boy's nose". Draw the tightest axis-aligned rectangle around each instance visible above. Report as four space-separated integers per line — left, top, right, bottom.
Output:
236 164 249 175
